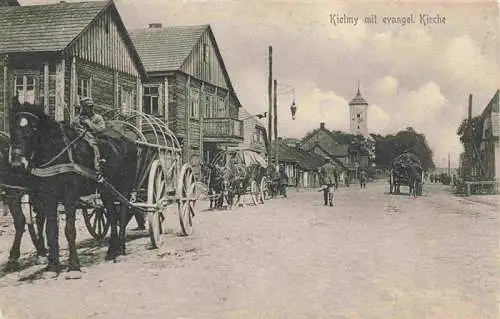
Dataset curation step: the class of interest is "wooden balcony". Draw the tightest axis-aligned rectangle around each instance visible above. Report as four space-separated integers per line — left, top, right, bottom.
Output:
203 118 243 143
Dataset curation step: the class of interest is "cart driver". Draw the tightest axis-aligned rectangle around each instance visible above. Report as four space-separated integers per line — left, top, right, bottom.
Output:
74 97 106 179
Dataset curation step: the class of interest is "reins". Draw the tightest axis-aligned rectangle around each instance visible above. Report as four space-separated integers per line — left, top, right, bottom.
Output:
38 124 87 169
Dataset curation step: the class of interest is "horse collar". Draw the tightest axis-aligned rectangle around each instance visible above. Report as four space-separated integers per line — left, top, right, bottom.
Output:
14 111 40 121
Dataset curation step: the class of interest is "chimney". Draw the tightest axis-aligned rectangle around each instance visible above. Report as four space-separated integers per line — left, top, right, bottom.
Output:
295 142 301 148
278 137 283 141
148 23 163 29
320 122 325 129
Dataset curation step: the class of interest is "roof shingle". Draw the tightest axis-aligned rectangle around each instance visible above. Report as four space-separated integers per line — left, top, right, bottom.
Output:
0 1 109 53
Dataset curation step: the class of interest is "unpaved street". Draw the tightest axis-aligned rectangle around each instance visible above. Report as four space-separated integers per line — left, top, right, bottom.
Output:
0 181 498 319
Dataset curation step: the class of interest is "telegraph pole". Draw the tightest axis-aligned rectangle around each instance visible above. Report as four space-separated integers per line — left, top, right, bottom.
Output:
274 79 278 167
268 46 273 166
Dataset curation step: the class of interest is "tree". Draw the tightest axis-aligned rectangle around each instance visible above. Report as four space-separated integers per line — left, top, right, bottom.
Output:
373 128 435 170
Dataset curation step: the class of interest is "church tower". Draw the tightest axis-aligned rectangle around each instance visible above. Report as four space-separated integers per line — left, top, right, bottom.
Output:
349 82 369 137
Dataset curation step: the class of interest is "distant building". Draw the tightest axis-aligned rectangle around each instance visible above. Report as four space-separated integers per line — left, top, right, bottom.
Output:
300 122 349 169
272 138 326 188
477 89 500 180
348 83 369 137
238 108 268 156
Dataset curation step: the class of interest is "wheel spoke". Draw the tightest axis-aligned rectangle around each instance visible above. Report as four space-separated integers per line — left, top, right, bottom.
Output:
92 212 98 231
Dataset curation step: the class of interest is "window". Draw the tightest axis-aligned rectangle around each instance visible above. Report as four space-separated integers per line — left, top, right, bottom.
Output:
78 78 92 101
14 74 37 104
190 89 200 118
203 44 209 63
143 85 160 115
204 95 211 118
121 87 135 115
217 97 226 117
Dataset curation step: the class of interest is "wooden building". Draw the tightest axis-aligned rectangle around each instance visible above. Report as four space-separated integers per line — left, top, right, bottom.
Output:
129 24 243 177
301 123 350 167
0 0 147 131
477 89 500 180
238 108 268 156
273 138 327 188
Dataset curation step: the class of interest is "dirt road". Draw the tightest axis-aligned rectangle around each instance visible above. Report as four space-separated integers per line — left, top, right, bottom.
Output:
0 181 498 318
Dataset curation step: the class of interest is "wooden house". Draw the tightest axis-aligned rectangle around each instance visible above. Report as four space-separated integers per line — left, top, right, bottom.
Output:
0 0 147 131
300 123 350 170
129 24 243 177
477 89 500 180
273 138 327 188
238 108 268 156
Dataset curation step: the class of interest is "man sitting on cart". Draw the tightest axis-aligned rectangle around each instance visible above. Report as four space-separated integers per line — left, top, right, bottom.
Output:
73 97 106 179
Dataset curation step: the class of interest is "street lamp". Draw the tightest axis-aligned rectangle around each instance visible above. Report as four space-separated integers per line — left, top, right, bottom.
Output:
277 84 297 120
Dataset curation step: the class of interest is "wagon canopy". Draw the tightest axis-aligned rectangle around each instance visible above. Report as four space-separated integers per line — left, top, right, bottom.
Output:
214 149 268 169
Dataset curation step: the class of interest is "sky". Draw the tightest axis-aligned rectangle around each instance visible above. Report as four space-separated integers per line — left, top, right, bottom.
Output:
20 0 500 168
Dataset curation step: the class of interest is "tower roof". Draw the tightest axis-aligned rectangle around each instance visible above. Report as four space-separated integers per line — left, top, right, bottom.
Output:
349 82 368 106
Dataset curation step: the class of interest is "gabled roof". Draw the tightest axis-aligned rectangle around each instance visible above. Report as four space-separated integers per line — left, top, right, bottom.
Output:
0 1 109 53
129 24 242 107
481 89 499 118
0 0 147 78
239 108 266 129
312 143 349 158
129 25 208 72
272 140 326 170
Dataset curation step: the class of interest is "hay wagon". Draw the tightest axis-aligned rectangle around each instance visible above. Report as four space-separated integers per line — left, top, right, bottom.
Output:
389 152 424 196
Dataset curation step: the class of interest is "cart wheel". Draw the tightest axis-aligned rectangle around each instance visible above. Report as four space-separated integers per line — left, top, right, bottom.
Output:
177 163 197 236
147 159 167 249
259 176 268 203
250 180 259 206
82 207 110 240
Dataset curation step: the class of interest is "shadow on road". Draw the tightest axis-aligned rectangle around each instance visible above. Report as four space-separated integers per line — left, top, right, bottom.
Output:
0 230 150 281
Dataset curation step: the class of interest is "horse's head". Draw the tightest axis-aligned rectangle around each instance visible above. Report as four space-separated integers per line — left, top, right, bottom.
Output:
9 101 46 170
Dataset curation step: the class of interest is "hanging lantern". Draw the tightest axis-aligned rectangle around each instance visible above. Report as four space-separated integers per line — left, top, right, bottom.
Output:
290 101 297 120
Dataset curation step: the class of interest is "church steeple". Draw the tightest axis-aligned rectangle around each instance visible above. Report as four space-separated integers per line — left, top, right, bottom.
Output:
349 81 369 137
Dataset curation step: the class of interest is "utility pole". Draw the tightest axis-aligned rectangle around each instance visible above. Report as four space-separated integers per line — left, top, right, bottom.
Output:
268 46 273 166
448 153 451 176
274 79 278 168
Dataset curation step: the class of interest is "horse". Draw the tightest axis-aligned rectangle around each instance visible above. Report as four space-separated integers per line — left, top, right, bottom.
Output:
201 163 225 209
9 101 138 278
407 164 423 198
0 133 48 270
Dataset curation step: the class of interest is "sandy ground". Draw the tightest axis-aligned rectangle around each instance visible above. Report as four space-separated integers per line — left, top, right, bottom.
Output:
0 181 498 319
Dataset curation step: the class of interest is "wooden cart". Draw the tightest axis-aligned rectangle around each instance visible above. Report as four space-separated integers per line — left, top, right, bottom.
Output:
2 110 198 250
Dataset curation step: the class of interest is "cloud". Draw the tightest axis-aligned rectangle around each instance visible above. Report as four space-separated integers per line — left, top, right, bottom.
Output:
374 76 399 96
278 81 350 138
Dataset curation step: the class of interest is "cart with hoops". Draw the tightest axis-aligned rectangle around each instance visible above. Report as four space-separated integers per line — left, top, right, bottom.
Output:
206 148 268 208
88 109 199 248
4 110 198 250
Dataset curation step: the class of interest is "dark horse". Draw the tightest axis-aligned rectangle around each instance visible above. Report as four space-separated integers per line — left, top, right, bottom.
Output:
201 163 225 209
0 132 48 270
9 101 138 277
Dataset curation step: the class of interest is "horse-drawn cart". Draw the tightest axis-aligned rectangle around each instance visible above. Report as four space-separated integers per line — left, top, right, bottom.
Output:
1 109 198 251
389 152 424 196
203 148 268 208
